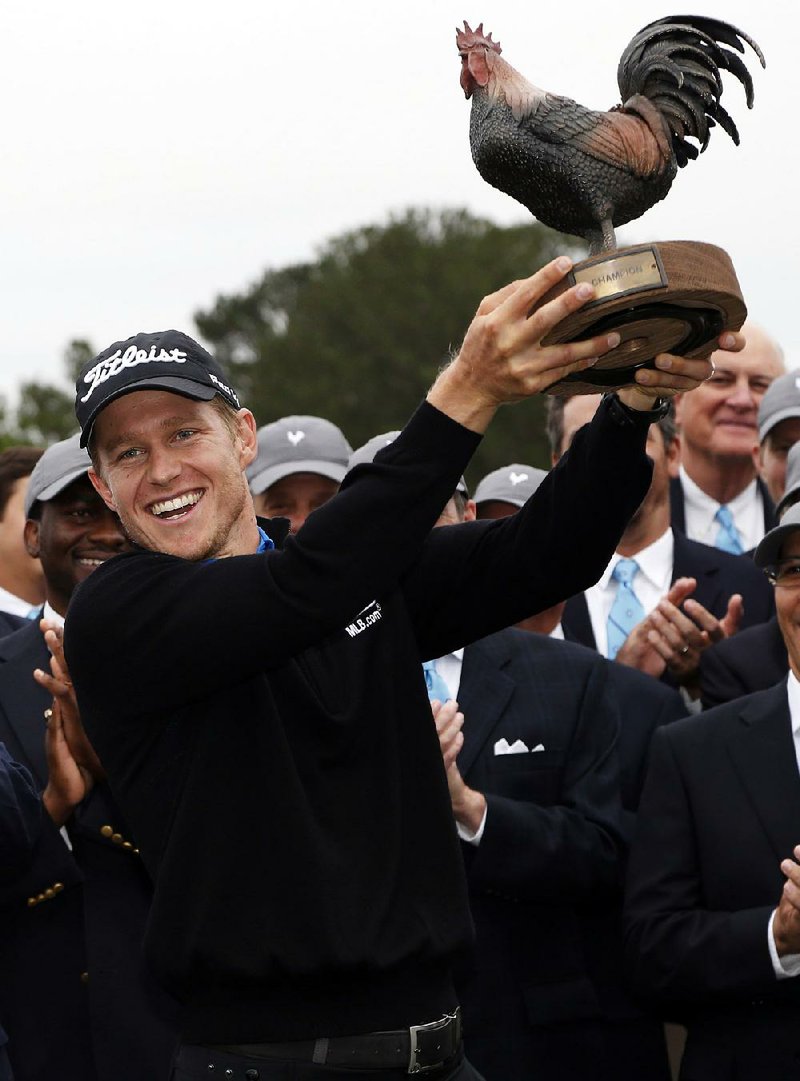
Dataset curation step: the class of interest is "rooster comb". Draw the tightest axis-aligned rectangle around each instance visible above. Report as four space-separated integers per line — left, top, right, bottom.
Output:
456 22 502 54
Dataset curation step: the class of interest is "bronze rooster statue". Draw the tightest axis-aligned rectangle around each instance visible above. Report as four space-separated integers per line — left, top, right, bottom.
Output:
457 17 764 253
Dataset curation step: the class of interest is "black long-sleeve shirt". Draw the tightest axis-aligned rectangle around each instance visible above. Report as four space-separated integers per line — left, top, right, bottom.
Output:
65 396 651 1043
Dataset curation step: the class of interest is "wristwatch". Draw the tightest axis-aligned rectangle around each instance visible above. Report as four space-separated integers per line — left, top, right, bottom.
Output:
603 391 671 424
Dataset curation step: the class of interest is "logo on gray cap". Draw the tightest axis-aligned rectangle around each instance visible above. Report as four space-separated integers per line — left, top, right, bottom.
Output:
474 464 547 508
247 416 352 495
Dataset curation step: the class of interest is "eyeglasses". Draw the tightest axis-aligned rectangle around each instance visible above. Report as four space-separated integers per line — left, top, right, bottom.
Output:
766 558 800 588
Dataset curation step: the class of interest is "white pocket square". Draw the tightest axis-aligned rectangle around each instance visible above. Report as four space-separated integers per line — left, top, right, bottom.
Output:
493 738 545 755
494 738 530 755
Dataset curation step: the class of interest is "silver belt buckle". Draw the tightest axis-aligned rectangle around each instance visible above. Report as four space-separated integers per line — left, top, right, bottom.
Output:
407 1010 459 1074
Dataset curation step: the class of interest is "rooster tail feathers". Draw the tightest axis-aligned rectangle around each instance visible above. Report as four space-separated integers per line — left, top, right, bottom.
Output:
717 47 758 108
706 100 740 145
667 15 765 67
617 16 764 167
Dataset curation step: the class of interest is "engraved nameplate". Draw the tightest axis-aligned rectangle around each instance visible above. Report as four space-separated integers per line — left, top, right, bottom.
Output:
572 247 667 303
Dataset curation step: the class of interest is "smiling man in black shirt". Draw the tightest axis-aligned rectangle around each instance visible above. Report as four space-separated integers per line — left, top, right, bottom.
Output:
64 258 726 1080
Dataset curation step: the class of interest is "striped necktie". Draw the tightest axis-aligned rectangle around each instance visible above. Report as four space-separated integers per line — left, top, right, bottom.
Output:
422 659 451 703
607 558 645 660
714 504 743 554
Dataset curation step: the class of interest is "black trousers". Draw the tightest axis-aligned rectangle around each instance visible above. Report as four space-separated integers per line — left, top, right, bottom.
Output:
171 1043 485 1080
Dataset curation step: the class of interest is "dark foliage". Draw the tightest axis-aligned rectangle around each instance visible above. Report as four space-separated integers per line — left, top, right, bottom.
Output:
195 207 581 482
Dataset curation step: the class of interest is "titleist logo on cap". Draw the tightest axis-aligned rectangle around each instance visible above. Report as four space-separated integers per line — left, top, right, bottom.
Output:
80 345 188 404
208 372 240 407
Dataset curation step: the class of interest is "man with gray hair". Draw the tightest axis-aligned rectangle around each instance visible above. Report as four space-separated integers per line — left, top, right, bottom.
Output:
670 323 784 552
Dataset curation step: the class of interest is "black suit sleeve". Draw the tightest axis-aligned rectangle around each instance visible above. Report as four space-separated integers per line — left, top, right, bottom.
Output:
623 727 778 1002
700 641 752 709
700 621 787 709
0 741 80 913
403 395 652 658
462 656 624 902
0 744 41 877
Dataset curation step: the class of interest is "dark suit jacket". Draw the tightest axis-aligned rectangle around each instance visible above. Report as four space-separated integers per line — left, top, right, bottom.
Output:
700 616 788 709
603 662 688 821
0 622 178 1081
624 683 800 1080
0 744 41 1081
0 743 40 874
578 660 687 1067
563 531 775 654
0 611 26 638
453 629 673 1081
669 474 777 540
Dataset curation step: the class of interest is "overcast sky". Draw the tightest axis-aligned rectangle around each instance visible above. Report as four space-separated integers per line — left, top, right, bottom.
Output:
1 0 795 404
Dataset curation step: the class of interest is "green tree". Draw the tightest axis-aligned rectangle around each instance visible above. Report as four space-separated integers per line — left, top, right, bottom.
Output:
63 339 95 385
0 396 21 451
11 339 94 445
195 208 583 481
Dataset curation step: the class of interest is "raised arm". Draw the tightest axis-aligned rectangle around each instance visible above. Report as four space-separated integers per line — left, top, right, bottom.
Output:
64 260 623 707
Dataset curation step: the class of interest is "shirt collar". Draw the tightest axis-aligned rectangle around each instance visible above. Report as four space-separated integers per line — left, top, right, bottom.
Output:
0 585 38 618
597 527 674 594
680 464 758 523
42 601 64 628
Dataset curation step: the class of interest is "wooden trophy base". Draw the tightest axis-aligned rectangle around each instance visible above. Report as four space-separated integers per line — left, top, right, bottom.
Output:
535 241 747 396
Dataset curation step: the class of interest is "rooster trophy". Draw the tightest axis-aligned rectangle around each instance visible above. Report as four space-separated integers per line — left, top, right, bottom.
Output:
457 16 765 393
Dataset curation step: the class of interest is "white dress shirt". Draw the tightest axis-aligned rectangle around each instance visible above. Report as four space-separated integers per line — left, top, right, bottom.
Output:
679 465 765 552
768 672 800 978
585 529 674 657
42 602 64 630
0 585 37 619
434 649 464 703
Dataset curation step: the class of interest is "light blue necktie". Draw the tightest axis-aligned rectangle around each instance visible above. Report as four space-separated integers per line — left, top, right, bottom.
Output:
422 659 451 703
606 558 645 660
714 505 743 555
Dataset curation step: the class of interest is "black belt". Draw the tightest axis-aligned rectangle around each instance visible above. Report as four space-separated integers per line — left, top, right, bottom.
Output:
203 1007 462 1074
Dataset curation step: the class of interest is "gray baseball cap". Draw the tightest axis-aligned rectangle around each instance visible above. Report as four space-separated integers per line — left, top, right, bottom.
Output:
24 433 92 517
348 432 468 494
776 441 800 518
758 369 800 443
755 501 800 569
247 415 352 495
473 464 547 508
